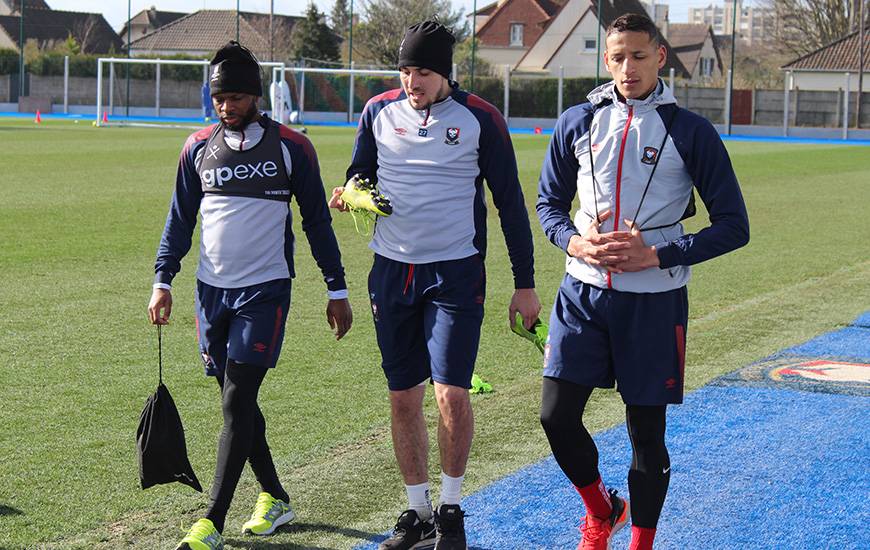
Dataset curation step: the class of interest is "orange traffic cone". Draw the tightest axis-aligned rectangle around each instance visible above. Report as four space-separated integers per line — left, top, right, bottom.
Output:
102 111 109 124
34 110 41 124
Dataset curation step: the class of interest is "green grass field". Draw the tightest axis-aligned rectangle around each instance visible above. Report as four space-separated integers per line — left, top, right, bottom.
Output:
1 118 868 549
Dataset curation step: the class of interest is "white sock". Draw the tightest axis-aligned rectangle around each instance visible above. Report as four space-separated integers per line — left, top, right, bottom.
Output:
439 472 464 506
405 482 433 520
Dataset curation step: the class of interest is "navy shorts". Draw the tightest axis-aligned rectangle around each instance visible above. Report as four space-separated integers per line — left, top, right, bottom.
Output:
195 278 291 377
543 275 688 405
368 254 486 391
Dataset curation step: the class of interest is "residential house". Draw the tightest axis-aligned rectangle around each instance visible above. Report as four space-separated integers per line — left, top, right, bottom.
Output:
0 0 49 16
666 23 722 82
781 27 870 92
126 10 300 61
474 0 690 80
0 6 122 53
471 1 499 32
118 7 186 47
473 0 565 69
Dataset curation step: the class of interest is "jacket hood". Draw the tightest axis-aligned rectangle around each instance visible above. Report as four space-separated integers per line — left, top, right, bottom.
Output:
587 79 676 110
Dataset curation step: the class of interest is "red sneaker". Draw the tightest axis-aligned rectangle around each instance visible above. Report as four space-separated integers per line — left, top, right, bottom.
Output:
577 489 630 550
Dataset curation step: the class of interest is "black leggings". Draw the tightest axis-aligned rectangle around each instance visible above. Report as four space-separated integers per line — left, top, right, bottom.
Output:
205 361 288 533
540 376 670 528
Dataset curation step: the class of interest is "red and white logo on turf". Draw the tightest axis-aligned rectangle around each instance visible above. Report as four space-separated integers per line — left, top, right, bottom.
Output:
770 360 870 384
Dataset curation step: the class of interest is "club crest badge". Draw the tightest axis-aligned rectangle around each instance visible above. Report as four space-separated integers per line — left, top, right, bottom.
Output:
642 146 659 165
445 127 461 145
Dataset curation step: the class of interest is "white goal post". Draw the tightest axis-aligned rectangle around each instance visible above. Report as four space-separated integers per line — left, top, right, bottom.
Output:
95 57 286 126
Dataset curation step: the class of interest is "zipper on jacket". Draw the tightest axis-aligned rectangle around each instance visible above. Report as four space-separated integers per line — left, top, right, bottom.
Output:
609 105 634 289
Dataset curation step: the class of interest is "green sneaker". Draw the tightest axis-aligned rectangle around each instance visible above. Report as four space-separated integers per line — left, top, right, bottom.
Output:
176 518 223 550
470 373 493 394
511 313 548 355
341 174 393 217
241 492 295 536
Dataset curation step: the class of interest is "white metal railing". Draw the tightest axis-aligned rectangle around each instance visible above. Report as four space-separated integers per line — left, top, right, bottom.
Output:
95 58 286 125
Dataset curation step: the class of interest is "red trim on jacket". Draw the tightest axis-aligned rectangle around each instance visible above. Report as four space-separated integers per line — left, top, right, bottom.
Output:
182 124 216 154
609 106 634 288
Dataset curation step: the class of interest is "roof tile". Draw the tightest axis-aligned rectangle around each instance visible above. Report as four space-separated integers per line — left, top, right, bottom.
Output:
782 28 870 71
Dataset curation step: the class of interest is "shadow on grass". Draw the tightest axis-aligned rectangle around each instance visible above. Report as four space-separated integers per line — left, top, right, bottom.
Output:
223 521 382 549
222 521 496 550
0 504 23 516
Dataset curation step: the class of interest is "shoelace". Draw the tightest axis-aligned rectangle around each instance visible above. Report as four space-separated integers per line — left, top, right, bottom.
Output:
437 510 467 537
578 515 608 547
348 207 377 236
251 494 279 520
187 520 220 542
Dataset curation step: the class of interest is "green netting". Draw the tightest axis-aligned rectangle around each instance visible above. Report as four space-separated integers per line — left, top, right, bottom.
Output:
295 73 401 113
288 70 599 118
470 76 599 118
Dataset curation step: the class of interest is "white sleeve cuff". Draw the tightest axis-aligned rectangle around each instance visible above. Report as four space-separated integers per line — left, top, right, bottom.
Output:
328 289 349 300
153 283 172 291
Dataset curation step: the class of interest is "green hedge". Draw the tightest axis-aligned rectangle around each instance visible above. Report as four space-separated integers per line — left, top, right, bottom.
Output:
28 52 100 77
295 73 599 118
0 50 210 81
0 49 19 74
471 76 599 117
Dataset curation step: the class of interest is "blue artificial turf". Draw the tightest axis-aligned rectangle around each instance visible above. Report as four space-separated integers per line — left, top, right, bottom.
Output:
782 328 870 363
357 385 868 550
356 312 870 550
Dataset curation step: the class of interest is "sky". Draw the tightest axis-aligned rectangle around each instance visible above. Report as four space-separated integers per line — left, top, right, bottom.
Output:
45 0 703 33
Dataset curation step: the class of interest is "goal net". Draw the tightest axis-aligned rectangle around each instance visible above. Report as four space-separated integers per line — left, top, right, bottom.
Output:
281 66 400 125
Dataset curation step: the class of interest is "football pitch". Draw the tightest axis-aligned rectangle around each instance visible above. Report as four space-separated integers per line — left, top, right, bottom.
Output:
1 118 868 549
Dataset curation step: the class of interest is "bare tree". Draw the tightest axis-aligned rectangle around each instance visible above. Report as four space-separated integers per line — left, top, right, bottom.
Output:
71 15 99 54
357 0 469 67
765 0 866 57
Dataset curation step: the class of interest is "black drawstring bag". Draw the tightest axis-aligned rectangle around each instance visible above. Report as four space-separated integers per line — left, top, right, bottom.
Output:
136 325 202 492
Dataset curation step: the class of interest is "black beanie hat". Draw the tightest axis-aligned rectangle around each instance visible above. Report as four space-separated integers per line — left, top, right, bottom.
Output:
398 20 456 79
209 41 262 97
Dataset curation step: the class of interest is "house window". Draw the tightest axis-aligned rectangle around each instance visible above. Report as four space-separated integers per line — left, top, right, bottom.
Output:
510 23 524 46
701 58 714 77
584 38 597 51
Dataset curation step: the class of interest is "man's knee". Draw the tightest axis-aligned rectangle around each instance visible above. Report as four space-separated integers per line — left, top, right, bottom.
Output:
390 383 426 418
540 400 565 437
220 360 266 420
626 405 669 466
434 383 471 422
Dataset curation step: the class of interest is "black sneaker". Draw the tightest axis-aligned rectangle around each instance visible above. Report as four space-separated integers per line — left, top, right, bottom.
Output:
434 504 468 550
379 509 436 550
